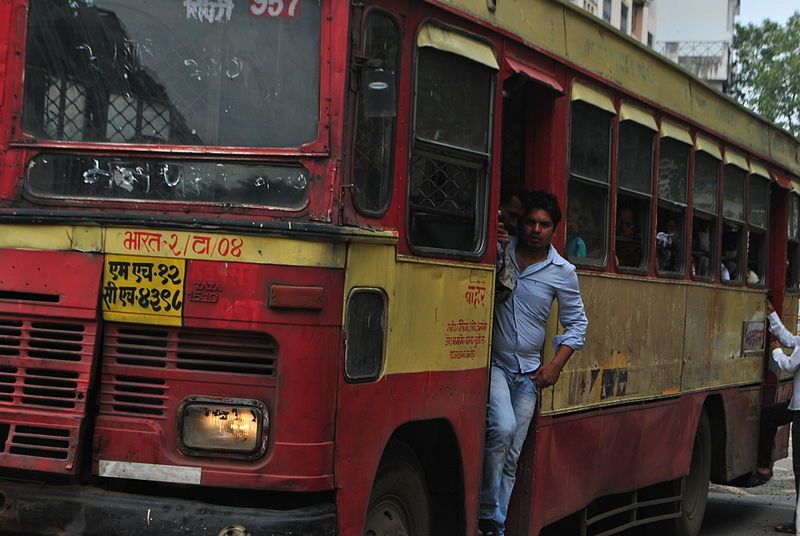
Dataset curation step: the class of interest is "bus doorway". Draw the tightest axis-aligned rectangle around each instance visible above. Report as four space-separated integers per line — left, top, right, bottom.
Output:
496 58 566 535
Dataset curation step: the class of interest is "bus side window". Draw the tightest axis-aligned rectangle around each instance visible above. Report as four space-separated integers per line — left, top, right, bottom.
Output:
408 32 495 254
616 115 655 271
691 148 720 280
567 98 613 266
786 194 800 290
656 135 690 275
747 176 769 286
352 11 401 216
722 163 747 284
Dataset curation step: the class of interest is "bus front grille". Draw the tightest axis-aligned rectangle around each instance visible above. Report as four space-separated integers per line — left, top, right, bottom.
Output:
0 315 97 474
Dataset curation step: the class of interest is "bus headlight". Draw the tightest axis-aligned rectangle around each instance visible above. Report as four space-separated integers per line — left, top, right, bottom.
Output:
179 398 268 457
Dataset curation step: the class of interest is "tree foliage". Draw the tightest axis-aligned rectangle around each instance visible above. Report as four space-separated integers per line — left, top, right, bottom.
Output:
731 13 800 138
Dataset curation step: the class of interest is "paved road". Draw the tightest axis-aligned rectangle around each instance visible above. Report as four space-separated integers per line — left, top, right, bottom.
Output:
702 454 796 535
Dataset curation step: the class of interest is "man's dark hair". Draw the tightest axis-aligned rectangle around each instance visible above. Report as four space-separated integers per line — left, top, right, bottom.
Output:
500 181 525 206
521 190 562 227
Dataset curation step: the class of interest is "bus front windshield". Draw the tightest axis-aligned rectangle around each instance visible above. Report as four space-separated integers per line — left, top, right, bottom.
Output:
22 0 321 149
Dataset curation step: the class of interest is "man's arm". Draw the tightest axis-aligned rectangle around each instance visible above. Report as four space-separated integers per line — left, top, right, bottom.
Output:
767 311 800 348
770 339 800 374
533 267 588 388
532 344 575 388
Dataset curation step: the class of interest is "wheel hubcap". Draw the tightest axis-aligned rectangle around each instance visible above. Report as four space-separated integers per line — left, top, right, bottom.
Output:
364 496 412 536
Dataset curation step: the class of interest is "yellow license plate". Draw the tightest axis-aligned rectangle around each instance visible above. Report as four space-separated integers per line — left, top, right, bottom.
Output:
102 255 186 326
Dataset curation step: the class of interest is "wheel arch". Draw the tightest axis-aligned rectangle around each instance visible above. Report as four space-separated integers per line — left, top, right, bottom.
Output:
387 419 467 536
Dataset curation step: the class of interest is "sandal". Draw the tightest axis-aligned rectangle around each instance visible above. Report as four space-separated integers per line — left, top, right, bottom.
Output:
774 522 796 534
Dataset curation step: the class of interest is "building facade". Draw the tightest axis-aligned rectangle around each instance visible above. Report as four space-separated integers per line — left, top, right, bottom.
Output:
569 0 658 47
654 0 740 92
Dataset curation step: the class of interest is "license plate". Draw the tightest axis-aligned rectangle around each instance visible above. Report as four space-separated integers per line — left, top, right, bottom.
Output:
102 255 185 326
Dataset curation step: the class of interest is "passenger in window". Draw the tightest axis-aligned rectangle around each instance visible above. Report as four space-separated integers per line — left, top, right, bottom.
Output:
747 267 760 285
722 227 740 281
615 207 642 268
480 190 588 536
566 200 588 258
656 218 679 272
721 262 731 282
691 224 712 277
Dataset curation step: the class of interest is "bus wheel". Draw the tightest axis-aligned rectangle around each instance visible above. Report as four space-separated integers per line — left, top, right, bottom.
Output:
363 441 430 536
678 410 711 536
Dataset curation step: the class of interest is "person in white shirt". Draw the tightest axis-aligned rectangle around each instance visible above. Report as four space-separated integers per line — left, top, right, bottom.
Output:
765 301 800 534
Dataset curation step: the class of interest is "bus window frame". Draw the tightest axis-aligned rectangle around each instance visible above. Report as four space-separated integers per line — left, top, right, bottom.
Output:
349 6 403 218
721 161 748 286
566 90 614 270
405 19 497 259
746 173 770 288
8 0 335 158
614 108 657 274
690 144 721 283
655 131 691 277
786 192 800 292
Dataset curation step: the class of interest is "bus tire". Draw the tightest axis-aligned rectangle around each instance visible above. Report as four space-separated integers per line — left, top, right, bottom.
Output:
677 410 711 536
363 441 431 536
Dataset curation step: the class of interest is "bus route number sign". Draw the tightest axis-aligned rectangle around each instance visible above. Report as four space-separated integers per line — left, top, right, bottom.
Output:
102 254 185 324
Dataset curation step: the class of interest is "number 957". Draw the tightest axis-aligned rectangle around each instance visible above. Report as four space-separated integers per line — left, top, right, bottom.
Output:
250 0 301 17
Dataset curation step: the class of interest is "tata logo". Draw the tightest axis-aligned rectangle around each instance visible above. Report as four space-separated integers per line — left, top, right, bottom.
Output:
368 81 389 90
188 281 222 303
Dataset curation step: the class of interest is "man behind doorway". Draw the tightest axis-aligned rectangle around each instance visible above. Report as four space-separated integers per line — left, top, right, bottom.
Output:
479 190 589 536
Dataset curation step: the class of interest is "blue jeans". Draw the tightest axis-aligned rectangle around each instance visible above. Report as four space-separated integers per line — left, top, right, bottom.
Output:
480 364 538 534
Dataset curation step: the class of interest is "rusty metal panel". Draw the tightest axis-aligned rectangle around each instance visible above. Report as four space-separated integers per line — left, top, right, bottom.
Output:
689 81 771 156
562 10 693 116
682 287 764 391
782 295 799 334
547 274 686 414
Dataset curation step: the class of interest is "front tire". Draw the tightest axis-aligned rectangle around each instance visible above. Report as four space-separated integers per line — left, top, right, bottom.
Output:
363 441 431 536
678 410 711 536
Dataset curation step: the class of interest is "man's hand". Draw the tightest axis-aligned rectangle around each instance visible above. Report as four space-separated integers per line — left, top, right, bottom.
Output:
770 339 782 351
532 361 563 388
498 222 510 247
767 300 775 314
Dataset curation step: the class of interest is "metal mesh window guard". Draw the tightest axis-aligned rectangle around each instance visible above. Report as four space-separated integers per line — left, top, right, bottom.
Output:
22 0 321 148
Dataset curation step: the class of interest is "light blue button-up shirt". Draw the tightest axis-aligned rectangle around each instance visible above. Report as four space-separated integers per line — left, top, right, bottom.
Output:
492 237 588 374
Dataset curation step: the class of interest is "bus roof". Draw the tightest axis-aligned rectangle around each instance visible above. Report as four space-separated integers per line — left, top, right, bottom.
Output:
428 0 800 178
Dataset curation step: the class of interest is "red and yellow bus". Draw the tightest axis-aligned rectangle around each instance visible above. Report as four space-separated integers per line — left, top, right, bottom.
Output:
0 0 798 535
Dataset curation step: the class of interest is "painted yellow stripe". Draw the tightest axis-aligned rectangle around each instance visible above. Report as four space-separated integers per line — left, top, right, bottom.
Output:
0 225 103 252
0 225 346 268
345 243 494 374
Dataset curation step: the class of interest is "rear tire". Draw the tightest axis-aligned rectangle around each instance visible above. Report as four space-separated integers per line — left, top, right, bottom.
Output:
363 441 431 536
677 410 711 536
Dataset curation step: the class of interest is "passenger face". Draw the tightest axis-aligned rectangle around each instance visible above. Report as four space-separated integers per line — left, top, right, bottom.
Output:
500 196 524 236
519 208 556 250
618 210 636 237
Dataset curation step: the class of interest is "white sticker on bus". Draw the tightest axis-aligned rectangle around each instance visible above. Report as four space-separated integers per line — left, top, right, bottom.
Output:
99 460 202 485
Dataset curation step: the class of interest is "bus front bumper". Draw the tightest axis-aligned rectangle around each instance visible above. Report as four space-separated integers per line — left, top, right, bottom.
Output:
0 481 336 536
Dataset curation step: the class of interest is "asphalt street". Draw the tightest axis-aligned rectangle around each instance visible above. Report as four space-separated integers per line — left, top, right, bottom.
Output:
702 452 796 535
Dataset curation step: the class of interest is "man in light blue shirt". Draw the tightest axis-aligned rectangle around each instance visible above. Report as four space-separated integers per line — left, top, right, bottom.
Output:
479 190 588 536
